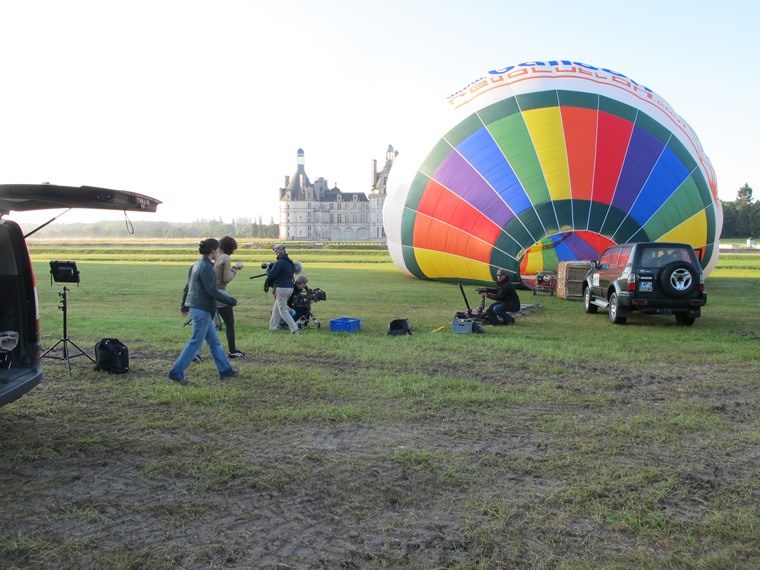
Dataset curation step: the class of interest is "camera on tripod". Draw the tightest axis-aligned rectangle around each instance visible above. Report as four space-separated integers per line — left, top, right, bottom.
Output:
307 288 326 303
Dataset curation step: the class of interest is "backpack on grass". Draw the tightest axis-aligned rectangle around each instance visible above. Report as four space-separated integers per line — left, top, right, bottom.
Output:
387 318 412 336
94 338 129 374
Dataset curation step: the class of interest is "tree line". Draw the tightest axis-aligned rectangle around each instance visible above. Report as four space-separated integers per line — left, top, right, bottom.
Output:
26 217 280 239
721 184 759 239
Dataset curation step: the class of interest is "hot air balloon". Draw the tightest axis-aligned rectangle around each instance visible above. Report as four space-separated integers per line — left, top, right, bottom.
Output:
383 61 722 287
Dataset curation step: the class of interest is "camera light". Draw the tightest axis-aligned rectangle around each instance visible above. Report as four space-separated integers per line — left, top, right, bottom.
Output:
50 260 80 284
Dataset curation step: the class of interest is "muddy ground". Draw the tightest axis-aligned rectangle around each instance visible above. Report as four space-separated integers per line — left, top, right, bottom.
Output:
1 348 758 568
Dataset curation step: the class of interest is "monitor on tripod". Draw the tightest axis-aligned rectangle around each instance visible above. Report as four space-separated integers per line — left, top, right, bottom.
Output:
49 260 80 284
41 260 94 375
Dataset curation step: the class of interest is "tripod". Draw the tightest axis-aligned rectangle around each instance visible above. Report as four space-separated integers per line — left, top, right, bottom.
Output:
41 286 95 376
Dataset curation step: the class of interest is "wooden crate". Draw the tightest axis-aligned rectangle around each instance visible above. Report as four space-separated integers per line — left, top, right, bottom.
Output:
557 261 591 300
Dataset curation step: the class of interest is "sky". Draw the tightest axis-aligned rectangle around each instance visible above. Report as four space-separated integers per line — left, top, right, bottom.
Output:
2 0 758 227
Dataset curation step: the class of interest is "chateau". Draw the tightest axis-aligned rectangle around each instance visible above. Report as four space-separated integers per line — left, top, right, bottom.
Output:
278 146 397 241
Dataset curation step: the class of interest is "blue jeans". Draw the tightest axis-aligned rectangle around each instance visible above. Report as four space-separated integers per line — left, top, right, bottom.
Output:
169 308 234 380
279 308 297 327
487 302 516 324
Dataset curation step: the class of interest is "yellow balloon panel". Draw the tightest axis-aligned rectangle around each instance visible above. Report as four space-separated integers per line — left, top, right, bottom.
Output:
658 210 708 248
414 248 494 282
523 107 572 202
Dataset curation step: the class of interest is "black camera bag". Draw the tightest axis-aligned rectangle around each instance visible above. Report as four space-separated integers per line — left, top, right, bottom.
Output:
94 338 129 374
387 318 412 336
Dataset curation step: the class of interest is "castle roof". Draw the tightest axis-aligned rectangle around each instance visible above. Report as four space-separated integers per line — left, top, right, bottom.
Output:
286 148 310 194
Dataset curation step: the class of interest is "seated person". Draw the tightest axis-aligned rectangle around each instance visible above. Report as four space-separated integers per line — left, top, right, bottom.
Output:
478 268 521 325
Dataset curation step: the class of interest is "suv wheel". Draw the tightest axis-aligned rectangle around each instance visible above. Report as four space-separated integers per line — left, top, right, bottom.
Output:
608 292 627 325
583 286 598 313
659 261 698 298
675 313 696 326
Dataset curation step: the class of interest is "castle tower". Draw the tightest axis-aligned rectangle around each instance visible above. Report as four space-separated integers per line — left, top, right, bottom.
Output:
278 146 394 242
368 144 397 239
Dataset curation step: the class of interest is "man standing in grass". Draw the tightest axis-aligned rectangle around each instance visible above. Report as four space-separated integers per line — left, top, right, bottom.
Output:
266 244 300 334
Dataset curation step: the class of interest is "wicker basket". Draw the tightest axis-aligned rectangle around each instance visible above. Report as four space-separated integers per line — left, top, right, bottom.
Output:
557 261 591 300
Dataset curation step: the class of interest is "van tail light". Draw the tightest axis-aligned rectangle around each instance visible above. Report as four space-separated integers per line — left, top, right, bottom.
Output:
627 273 637 292
698 274 704 292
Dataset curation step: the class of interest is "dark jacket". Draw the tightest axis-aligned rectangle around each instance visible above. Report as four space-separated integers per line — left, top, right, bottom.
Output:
484 278 521 312
181 257 237 315
266 253 296 289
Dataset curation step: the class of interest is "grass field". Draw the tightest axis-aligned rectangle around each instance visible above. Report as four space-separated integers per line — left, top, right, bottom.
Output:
1 243 758 567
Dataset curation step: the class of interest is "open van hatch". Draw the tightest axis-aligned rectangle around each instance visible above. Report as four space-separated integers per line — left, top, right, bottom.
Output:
0 183 161 407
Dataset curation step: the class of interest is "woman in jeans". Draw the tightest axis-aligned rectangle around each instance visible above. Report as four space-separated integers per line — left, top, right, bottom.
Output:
215 236 245 358
168 238 239 386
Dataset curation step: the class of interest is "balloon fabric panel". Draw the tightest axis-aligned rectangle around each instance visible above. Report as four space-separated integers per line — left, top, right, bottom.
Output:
488 113 559 233
565 231 615 260
412 213 493 266
561 106 597 227
591 112 633 209
523 106 572 203
416 180 502 260
631 176 704 242
615 145 688 241
431 150 516 229
600 125 667 236
523 106 574 231
456 126 534 221
658 210 708 247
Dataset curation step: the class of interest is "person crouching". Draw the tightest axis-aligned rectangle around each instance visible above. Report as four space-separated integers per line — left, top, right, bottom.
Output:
479 268 521 325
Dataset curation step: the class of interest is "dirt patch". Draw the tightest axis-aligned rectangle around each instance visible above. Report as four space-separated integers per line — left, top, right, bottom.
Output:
1 351 758 568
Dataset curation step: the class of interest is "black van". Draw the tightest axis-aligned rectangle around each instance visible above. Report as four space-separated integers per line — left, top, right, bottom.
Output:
0 184 161 407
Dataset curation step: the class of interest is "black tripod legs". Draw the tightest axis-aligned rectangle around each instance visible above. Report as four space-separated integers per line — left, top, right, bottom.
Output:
41 337 95 376
41 286 94 376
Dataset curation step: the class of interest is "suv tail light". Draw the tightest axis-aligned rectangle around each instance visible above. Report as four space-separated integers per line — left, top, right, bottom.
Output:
627 273 637 292
698 274 704 292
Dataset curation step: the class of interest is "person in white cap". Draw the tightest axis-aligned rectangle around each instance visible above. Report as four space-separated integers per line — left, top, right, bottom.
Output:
265 244 299 333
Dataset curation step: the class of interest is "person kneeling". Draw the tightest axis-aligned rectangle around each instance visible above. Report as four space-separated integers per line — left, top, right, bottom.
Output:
479 268 520 325
280 274 311 328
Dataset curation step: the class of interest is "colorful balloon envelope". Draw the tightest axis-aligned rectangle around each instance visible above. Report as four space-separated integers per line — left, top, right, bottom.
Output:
383 61 722 286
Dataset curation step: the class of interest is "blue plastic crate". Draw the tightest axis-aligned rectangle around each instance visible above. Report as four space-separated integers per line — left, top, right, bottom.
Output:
330 317 361 332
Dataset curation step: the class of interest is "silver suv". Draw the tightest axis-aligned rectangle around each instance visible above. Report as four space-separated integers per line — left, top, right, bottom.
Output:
582 242 707 325
0 184 160 407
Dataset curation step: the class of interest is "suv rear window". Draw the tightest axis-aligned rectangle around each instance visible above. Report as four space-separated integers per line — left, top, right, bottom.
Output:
638 246 692 268
616 245 632 269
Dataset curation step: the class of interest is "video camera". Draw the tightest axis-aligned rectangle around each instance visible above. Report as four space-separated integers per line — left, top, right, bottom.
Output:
260 262 274 270
290 287 326 308
307 287 326 303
